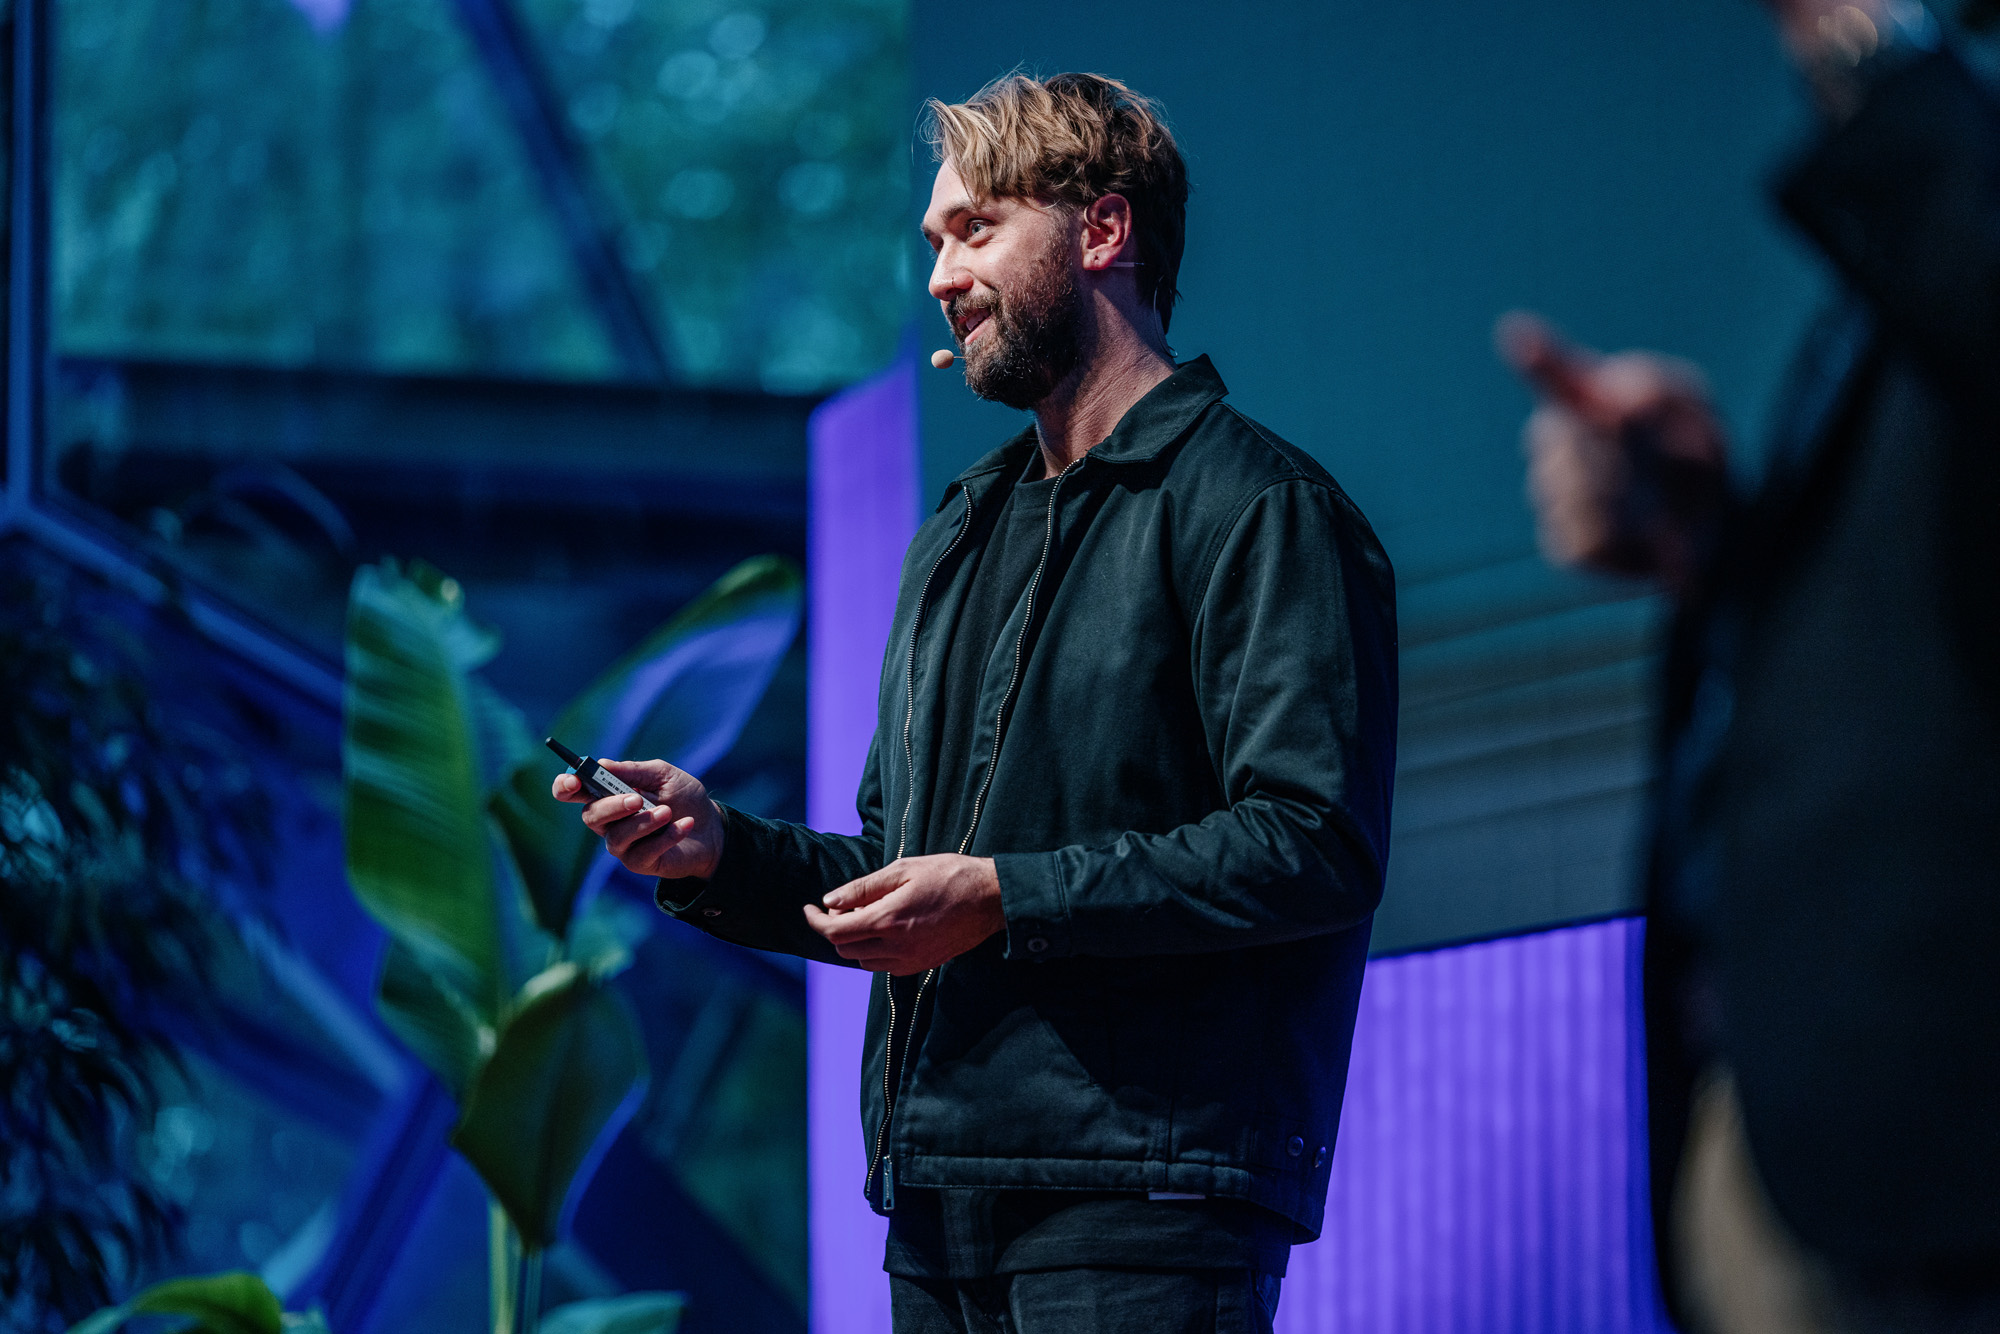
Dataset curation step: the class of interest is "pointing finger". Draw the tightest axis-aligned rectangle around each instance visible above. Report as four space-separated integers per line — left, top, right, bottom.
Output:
1495 311 1606 422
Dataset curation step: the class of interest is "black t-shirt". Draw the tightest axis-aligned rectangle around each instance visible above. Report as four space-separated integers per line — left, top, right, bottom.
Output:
891 453 1295 1281
920 462 1056 855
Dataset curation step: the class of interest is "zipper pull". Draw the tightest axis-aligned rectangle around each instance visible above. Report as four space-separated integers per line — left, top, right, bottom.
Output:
881 1158 896 1212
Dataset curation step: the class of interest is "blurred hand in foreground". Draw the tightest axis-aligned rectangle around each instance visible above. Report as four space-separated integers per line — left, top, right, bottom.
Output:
1497 311 1729 596
554 758 725 881
1761 0 1920 120
1761 0 1901 67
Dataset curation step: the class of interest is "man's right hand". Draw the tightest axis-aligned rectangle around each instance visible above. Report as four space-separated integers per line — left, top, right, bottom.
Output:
1496 311 1730 596
552 758 725 881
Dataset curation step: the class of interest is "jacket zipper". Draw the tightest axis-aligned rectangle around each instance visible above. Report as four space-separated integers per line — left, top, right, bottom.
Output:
896 489 973 865
865 458 1083 1209
865 487 972 1207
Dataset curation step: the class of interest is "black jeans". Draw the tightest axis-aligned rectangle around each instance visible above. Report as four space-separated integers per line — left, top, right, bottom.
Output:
889 1268 1283 1334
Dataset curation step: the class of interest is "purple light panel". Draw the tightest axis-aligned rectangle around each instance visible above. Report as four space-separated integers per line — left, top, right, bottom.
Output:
807 361 919 1334
806 356 1672 1333
1281 918 1671 1334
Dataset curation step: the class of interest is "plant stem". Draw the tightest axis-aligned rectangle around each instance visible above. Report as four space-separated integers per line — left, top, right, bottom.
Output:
515 1248 544 1334
489 1200 517 1334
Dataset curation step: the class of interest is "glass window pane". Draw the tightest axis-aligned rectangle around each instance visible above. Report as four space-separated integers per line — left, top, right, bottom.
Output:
41 0 855 668
53 0 620 378
516 0 911 391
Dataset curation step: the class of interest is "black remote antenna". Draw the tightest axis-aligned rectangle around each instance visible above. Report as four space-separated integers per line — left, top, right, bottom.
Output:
547 737 657 808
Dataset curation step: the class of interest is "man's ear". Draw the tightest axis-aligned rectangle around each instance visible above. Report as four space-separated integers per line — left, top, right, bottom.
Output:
1079 193 1137 271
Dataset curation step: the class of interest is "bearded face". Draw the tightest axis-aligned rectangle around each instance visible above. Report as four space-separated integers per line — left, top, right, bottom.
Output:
948 226 1087 410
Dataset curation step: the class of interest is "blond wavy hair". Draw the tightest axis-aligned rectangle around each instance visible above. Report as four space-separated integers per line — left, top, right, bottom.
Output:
922 72 1190 333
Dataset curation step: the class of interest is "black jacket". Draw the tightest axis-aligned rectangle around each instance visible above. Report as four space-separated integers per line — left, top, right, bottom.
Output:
659 357 1398 1238
1647 47 2000 1281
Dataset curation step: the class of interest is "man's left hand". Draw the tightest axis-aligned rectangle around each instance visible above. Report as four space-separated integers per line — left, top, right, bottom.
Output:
803 855 1006 975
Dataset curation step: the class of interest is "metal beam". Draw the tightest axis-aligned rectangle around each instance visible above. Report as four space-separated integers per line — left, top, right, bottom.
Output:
0 4 344 710
448 0 672 384
15 504 346 706
5 0 48 523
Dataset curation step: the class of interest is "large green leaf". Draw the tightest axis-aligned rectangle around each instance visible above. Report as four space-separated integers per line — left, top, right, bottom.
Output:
491 555 802 939
400 560 501 672
565 893 654 982
66 1271 284 1334
488 762 589 946
467 674 538 794
342 562 502 1013
64 1308 129 1334
375 937 494 1101
451 963 649 1249
541 1293 686 1334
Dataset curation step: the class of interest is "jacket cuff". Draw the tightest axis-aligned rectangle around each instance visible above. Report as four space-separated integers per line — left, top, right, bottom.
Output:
654 801 756 925
995 851 1073 961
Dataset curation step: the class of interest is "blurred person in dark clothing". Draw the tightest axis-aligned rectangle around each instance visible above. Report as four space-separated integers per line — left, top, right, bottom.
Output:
561 72 1397 1334
1502 0 2000 1328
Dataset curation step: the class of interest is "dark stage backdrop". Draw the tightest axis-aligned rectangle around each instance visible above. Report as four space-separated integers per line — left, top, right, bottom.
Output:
907 0 1826 952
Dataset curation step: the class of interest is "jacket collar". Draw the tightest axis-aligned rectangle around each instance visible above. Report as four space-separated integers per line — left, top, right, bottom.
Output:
938 355 1229 508
1090 354 1229 464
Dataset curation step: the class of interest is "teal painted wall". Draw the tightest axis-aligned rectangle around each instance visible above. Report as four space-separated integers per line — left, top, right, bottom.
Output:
907 1 1828 951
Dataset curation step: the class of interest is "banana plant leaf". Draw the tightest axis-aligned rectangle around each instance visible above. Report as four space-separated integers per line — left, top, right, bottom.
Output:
451 962 648 1250
541 1293 686 1334
565 893 654 982
466 674 539 793
490 555 802 939
342 563 502 1016
66 1271 283 1334
375 937 493 1101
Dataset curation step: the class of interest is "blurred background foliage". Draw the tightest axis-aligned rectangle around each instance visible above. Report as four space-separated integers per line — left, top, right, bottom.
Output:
56 0 617 379
336 552 801 1322
511 0 912 390
53 0 909 390
3 504 819 1334
0 540 277 1328
10 0 897 1326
